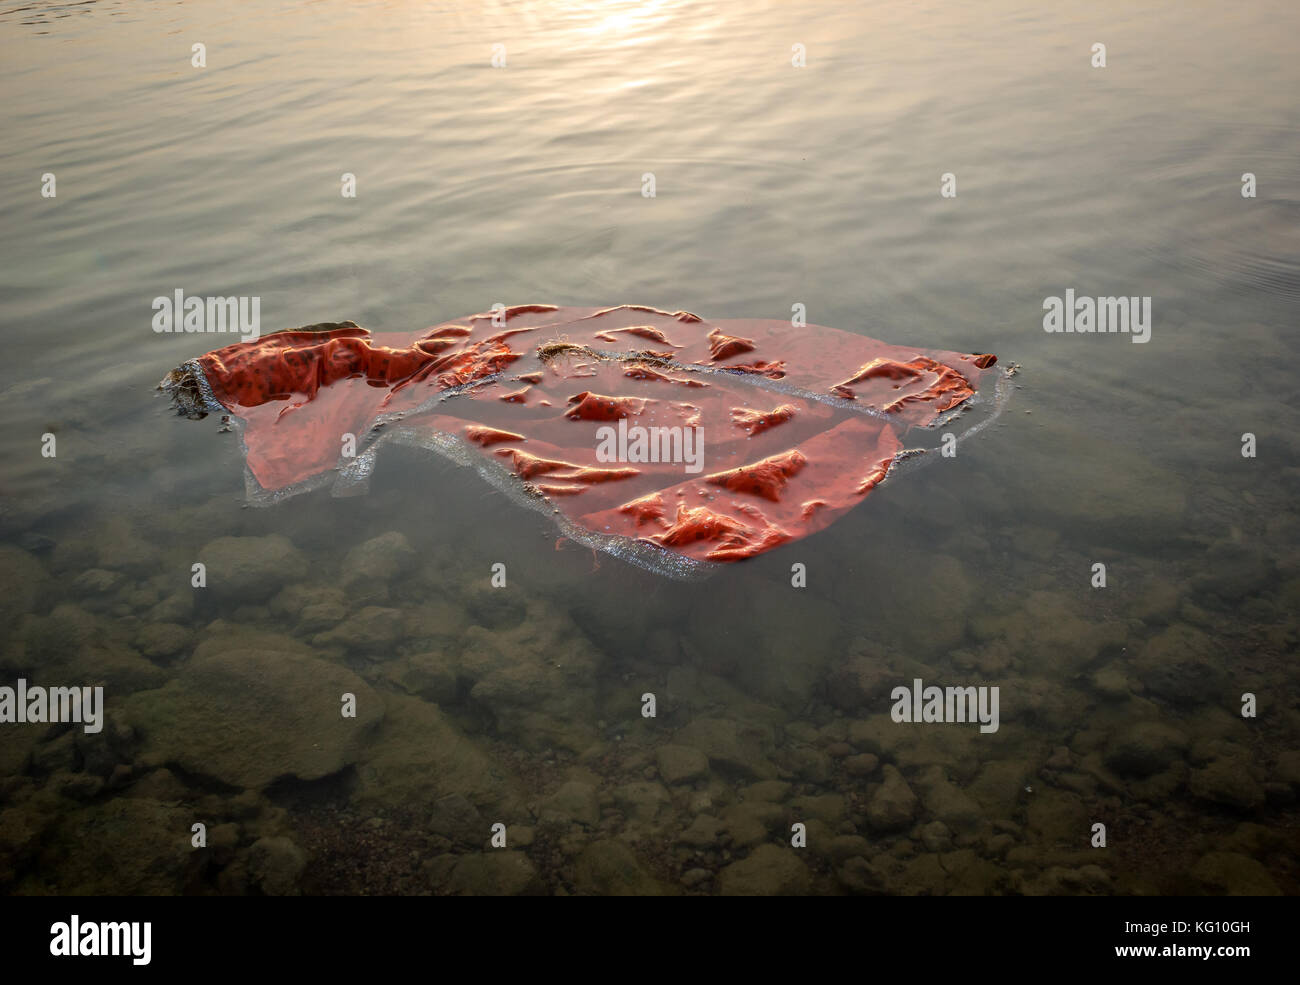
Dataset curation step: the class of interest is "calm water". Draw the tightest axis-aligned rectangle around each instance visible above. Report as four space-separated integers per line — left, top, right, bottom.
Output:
1 0 1297 895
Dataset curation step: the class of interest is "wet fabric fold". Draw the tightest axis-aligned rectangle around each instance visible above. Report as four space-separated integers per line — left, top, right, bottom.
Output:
161 305 1009 577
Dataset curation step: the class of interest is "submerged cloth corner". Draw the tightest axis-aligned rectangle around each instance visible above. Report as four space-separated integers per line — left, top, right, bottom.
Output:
162 304 1006 575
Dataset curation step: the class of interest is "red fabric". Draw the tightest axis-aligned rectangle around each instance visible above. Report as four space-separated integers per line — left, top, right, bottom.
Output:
189 304 998 563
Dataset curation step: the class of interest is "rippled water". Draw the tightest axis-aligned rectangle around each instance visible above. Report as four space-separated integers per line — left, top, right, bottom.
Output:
1 0 1297 895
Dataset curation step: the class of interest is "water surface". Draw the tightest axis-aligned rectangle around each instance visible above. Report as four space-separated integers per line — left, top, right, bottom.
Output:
1 0 1297 895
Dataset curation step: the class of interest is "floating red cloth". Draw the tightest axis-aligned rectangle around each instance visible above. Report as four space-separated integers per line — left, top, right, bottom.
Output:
162 305 1004 574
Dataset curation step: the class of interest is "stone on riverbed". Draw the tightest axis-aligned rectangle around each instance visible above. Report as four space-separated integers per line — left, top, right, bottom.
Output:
719 844 811 895
673 717 776 780
866 765 918 832
1188 758 1266 811
122 648 382 790
446 851 543 896
352 693 521 819
1104 722 1189 777
0 546 48 632
1190 851 1281 895
656 744 709 785
574 840 668 895
197 534 309 604
341 531 417 587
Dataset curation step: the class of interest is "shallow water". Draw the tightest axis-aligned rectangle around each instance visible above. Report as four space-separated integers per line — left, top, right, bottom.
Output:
1 0 1297 895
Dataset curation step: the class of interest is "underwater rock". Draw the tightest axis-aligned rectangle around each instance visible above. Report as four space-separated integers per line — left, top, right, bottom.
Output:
848 714 912 762
677 814 722 848
913 767 984 833
145 589 194 625
1001 413 1187 543
31 797 197 894
683 587 842 711
680 867 712 889
874 555 974 657
122 767 191 804
966 759 1032 818
269 584 347 632
89 518 159 576
18 602 96 658
461 582 527 631
245 836 306 896
123 647 382 790
0 546 48 632
933 849 1007 895
446 851 543 896
573 840 667 896
383 650 459 706
836 856 882 894
1045 746 1074 770
352 693 520 818
1274 751 1300 790
312 605 405 652
843 753 881 778
52 772 103 801
541 781 601 828
1089 664 1133 700
191 624 315 662
196 534 309 604
0 804 49 888
72 568 123 595
132 622 192 662
0 727 41 779
74 711 135 779
673 717 776 780
1133 624 1229 707
1103 722 1190 777
825 655 899 713
777 743 832 784
1193 542 1272 602
1188 758 1266 811
1016 864 1111 896
656 744 710 786
31 733 77 776
893 726 985 777
427 793 486 847
1189 852 1281 895
1025 789 1090 846
866 766 919 832
970 589 1126 676
206 823 241 866
790 793 847 828
341 531 417 587
55 637 169 695
395 596 470 651
297 600 348 633
611 781 672 825
721 802 783 849
799 819 839 861
829 834 872 862
719 844 811 896
743 780 792 803
1128 578 1182 626
454 603 605 752
919 820 954 853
